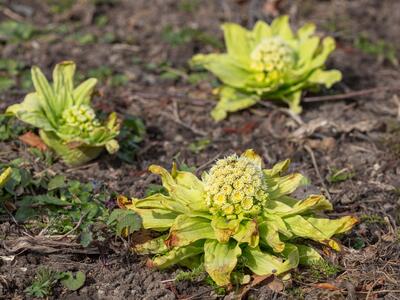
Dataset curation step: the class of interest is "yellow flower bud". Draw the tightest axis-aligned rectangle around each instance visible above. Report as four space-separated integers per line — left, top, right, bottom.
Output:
213 192 227 207
231 190 244 204
62 104 101 133
204 153 267 217
241 197 253 210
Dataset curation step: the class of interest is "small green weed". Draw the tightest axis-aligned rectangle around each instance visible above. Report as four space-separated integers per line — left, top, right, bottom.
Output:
83 66 129 87
178 0 200 13
0 114 31 141
327 168 355 183
188 139 211 154
360 214 386 225
354 34 398 66
285 286 304 299
145 184 168 197
0 21 37 43
46 0 76 14
25 267 86 297
0 159 119 247
352 236 366 250
307 260 341 281
25 267 60 298
204 276 226 295
0 59 27 92
162 25 223 49
116 114 146 164
107 208 141 236
68 32 97 45
175 264 205 282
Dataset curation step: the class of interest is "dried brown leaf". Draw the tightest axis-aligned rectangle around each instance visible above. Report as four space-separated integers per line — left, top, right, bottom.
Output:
18 132 47 151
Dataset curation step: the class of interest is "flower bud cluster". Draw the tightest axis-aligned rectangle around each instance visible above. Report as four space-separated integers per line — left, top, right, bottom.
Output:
250 37 295 82
62 104 101 132
204 154 268 219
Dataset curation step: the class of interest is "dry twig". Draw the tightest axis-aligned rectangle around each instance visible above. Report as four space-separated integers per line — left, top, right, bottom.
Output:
304 144 331 200
161 100 207 136
303 86 400 103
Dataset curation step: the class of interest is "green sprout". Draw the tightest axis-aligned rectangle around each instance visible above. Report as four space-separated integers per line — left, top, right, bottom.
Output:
6 61 120 166
121 149 357 286
191 15 342 120
25 267 60 298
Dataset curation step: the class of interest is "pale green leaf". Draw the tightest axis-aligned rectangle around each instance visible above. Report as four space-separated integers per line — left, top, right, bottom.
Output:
283 91 302 114
52 61 76 114
31 66 57 126
165 215 215 248
242 245 298 275
271 15 293 40
251 21 272 45
204 239 241 286
258 221 285 252
266 194 333 217
211 216 241 243
297 36 320 66
294 243 323 265
151 241 204 269
262 213 293 238
304 215 358 237
131 207 179 231
307 69 342 88
297 23 316 40
221 23 252 59
191 54 252 88
211 86 260 121
267 172 306 198
283 215 342 251
73 78 97 106
53 61 75 94
133 193 186 213
39 130 103 166
263 159 291 177
134 235 168 255
7 93 54 131
148 165 204 206
47 175 66 190
232 219 259 247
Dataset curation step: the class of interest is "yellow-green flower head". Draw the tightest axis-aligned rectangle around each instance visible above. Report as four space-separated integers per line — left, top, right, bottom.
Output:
250 37 295 77
62 104 100 132
204 153 267 218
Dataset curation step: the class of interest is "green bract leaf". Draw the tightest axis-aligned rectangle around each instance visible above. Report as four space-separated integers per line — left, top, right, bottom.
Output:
165 215 215 248
6 61 120 166
128 150 356 286
190 16 342 120
151 241 204 269
242 244 298 275
204 239 241 286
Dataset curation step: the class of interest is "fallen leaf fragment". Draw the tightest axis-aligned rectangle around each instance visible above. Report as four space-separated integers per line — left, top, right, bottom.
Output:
314 282 340 291
18 132 47 151
236 275 274 299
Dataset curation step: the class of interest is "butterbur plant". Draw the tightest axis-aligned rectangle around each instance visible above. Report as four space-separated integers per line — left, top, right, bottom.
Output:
120 150 357 286
7 61 120 166
191 16 342 120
